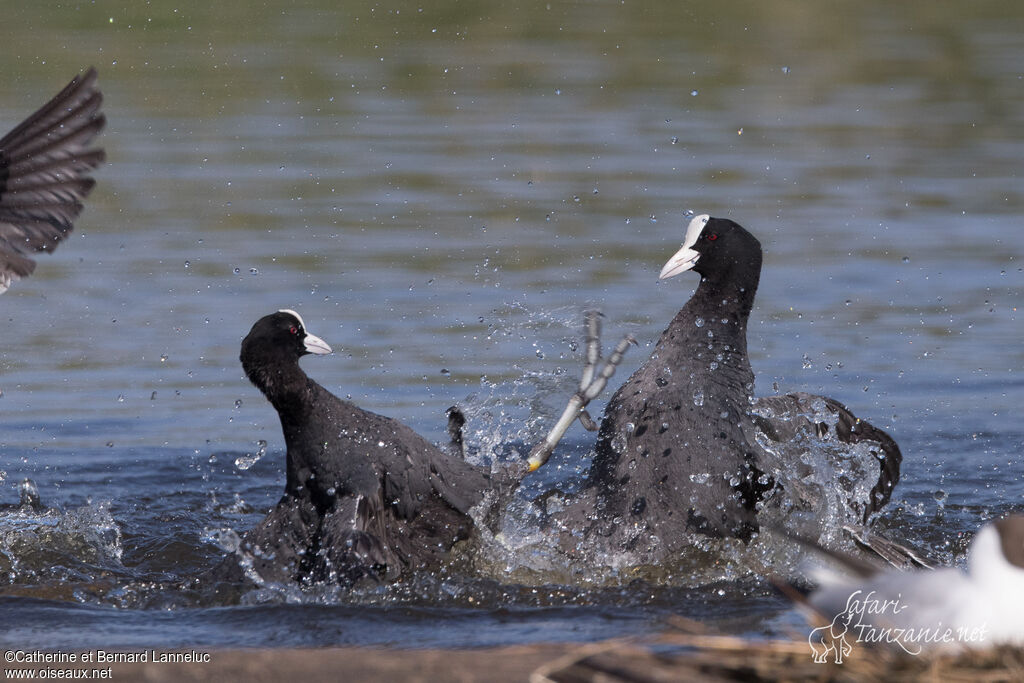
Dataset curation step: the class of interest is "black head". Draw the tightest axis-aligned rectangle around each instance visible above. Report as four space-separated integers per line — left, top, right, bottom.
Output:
659 214 762 286
240 309 332 387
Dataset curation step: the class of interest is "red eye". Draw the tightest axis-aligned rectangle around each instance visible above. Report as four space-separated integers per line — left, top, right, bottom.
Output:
707 233 718 241
289 326 298 335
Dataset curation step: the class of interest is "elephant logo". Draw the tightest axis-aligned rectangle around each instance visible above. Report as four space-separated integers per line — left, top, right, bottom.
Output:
808 606 855 664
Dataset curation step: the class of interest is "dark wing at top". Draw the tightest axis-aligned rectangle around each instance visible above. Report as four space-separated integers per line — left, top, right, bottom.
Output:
751 392 902 523
0 68 106 293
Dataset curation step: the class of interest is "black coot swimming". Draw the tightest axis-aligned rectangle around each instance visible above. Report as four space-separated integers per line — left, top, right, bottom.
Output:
559 215 900 554
0 68 105 294
212 310 493 587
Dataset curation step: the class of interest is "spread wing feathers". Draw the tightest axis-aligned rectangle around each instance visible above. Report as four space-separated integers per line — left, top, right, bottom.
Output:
318 480 478 582
752 392 902 520
776 523 932 575
0 68 105 291
316 495 401 584
844 524 933 570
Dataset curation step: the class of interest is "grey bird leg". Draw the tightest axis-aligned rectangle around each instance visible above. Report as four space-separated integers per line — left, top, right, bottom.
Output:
527 311 636 472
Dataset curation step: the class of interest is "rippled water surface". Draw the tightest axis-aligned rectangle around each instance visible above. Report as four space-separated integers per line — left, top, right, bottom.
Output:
1 0 1022 650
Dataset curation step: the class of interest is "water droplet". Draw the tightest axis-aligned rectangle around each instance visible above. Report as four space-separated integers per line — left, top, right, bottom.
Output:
694 317 705 328
781 66 791 74
18 479 40 506
689 473 709 484
901 256 910 264
377 440 386 448
234 440 268 470
692 389 704 407
709 361 719 371
234 399 243 408
670 136 679 144
690 89 699 96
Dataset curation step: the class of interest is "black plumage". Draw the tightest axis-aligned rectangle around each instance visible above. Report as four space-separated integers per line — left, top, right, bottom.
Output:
0 68 105 293
563 215 900 554
216 310 492 587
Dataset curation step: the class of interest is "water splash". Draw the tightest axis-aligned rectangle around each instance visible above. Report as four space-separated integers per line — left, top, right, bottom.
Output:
0 501 124 586
751 396 885 548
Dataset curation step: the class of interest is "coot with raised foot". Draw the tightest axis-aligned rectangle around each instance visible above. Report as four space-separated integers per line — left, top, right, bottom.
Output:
0 68 105 294
566 214 900 552
214 309 492 587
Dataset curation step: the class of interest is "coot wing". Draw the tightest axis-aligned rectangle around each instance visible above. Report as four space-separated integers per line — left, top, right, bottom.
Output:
316 494 402 583
751 392 901 521
0 68 105 292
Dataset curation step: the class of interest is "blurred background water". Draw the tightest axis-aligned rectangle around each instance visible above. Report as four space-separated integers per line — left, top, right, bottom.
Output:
0 0 1021 650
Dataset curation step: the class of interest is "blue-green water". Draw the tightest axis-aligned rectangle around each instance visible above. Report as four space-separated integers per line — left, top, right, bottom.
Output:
1 0 1021 650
